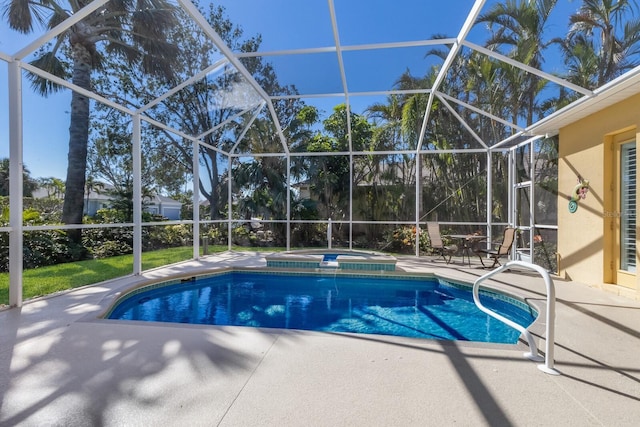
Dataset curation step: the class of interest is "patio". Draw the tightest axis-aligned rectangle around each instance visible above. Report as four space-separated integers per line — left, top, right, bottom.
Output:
1 251 639 426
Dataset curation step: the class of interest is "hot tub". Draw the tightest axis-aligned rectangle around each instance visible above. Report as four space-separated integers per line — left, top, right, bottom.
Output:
265 249 397 271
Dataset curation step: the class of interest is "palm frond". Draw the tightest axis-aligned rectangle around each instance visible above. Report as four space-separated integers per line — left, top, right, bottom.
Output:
3 0 48 33
27 51 68 95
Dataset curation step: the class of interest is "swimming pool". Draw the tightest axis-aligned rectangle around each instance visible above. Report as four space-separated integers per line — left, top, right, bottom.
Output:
105 271 537 344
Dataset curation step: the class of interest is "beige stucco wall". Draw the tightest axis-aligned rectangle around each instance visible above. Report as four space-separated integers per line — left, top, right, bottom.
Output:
558 92 640 299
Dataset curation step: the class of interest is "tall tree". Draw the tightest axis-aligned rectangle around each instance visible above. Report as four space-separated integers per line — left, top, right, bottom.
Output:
389 48 502 222
37 177 65 199
93 4 300 220
304 104 373 223
87 113 160 221
475 0 561 229
0 158 38 197
233 104 319 218
477 0 558 126
363 95 418 223
3 0 179 242
83 175 104 215
563 0 640 87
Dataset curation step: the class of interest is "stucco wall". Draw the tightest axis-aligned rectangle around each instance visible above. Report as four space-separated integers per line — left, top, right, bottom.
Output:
558 93 640 296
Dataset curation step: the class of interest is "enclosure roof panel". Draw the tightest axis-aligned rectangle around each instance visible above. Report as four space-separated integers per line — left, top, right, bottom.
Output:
2 0 640 156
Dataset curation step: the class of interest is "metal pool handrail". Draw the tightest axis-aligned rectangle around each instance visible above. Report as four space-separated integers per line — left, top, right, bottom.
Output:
473 260 560 375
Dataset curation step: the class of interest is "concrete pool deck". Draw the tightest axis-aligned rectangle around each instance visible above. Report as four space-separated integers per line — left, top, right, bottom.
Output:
1 251 639 426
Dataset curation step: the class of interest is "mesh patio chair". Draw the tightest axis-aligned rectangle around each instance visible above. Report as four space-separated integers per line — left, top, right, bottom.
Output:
426 222 458 264
475 227 517 268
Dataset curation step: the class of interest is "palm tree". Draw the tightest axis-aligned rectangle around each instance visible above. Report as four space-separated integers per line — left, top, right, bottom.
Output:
565 0 640 87
366 94 404 150
475 0 561 232
38 177 65 199
3 0 179 242
84 176 104 216
364 95 417 223
0 158 38 197
556 33 601 88
229 101 318 243
476 0 558 126
0 159 9 197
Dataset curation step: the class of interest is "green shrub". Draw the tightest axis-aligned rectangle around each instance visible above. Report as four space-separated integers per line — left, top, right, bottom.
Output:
383 226 429 254
1 204 78 271
147 224 192 249
203 226 227 245
91 240 133 258
231 225 251 245
83 210 133 258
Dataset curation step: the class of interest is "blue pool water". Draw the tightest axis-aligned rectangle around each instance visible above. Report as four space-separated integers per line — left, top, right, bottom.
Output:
107 272 537 343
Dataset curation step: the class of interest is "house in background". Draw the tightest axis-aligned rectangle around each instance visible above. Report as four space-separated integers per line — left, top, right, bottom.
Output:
82 186 112 216
32 183 183 220
292 180 311 200
144 194 182 220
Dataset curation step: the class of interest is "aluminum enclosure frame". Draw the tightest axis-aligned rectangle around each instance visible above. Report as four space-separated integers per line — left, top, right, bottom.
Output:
4 0 640 306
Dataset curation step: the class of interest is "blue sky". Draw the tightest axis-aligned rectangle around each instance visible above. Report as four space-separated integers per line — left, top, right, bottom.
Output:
0 0 582 180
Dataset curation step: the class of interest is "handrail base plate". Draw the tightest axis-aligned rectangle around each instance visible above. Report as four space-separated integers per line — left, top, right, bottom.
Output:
525 352 544 362
538 364 561 375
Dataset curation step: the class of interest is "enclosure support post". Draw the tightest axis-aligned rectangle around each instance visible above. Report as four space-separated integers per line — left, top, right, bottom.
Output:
132 115 142 275
416 151 421 257
508 148 515 230
485 151 492 247
286 156 291 251
192 140 200 259
8 60 23 307
529 142 535 262
227 155 233 251
349 153 353 250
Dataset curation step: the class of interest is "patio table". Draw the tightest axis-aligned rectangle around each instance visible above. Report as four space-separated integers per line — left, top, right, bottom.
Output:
449 234 486 266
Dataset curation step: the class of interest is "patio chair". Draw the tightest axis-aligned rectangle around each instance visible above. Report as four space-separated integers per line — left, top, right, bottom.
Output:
475 227 517 268
426 222 458 264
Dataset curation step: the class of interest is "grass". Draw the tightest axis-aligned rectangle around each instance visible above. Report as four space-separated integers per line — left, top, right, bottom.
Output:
1 245 397 307
0 245 286 307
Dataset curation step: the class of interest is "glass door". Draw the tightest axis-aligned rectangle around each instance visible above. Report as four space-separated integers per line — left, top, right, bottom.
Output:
620 142 636 272
615 139 636 287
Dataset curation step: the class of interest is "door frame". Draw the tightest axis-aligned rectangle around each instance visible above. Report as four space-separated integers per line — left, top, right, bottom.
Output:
605 129 637 288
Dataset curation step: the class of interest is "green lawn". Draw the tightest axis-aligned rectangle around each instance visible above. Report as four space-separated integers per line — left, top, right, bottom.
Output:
0 245 285 307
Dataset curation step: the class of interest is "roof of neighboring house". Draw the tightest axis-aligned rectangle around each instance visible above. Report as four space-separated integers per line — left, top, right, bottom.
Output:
83 183 114 201
31 188 62 199
86 191 113 201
